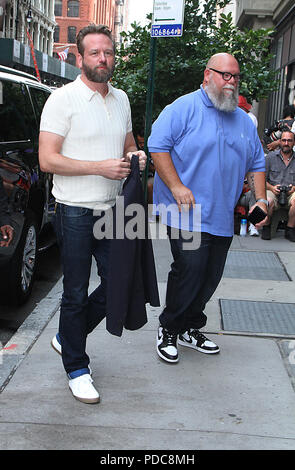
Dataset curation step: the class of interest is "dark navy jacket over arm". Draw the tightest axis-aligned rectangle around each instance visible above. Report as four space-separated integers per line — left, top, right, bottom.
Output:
106 156 160 337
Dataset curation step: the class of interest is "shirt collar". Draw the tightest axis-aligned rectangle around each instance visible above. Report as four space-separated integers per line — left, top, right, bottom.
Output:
200 84 214 107
278 149 295 162
75 75 116 101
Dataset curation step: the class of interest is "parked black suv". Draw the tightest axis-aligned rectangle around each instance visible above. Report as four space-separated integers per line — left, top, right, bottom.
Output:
0 66 55 305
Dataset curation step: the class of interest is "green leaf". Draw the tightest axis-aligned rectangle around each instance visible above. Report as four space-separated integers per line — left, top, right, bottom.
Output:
114 0 278 133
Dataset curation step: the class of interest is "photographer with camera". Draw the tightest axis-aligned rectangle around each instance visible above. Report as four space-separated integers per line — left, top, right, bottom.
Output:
261 129 295 241
265 105 294 152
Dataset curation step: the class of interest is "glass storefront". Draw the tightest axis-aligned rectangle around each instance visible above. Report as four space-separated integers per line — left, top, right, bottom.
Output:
267 11 295 127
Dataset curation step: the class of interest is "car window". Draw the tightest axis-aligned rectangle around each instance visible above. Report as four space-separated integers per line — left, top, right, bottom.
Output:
29 87 51 126
0 80 35 143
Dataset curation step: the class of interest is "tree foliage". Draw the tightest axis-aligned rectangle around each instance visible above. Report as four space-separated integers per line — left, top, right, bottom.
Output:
112 0 278 135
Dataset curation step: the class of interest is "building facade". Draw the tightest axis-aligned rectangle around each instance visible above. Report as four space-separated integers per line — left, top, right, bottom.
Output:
0 0 130 85
218 0 295 129
53 0 129 67
114 0 129 44
234 1 295 127
0 0 56 55
264 2 295 127
0 1 80 85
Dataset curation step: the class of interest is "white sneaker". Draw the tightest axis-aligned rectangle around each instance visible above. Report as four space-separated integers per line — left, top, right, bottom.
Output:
249 223 259 236
51 334 61 355
157 325 179 363
178 329 220 354
51 334 92 376
69 374 100 404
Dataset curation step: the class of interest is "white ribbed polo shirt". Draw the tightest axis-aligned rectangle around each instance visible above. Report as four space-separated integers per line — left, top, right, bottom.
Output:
40 75 132 210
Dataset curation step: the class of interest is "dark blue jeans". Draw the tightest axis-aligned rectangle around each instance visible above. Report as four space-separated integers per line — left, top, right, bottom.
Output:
54 203 110 375
159 228 232 334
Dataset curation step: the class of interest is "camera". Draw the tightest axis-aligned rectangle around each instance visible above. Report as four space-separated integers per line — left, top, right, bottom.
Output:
263 119 294 145
263 121 280 144
278 185 290 206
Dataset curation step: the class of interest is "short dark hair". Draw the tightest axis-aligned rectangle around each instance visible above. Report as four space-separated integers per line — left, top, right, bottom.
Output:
282 105 295 119
281 128 295 139
76 24 115 57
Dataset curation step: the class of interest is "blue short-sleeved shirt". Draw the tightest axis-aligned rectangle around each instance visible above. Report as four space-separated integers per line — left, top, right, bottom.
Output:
148 86 265 236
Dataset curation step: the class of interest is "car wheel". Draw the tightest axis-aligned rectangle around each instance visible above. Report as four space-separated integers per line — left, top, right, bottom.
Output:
8 211 39 305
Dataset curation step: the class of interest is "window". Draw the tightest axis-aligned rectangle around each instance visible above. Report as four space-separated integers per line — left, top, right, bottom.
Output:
275 36 283 70
66 53 76 66
53 26 60 43
67 1 79 17
28 88 51 126
0 81 35 143
54 0 62 16
68 26 76 44
290 24 295 62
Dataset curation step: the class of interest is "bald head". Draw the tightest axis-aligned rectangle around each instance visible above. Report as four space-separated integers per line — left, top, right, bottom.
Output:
206 53 239 71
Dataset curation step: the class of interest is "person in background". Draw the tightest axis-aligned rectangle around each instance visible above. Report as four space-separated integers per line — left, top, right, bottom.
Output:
136 129 155 207
148 53 267 364
261 129 295 242
236 179 259 236
238 95 258 128
237 95 260 236
267 105 295 152
135 131 145 151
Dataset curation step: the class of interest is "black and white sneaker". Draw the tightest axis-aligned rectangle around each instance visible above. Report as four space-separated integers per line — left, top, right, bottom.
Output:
157 325 179 363
178 329 220 354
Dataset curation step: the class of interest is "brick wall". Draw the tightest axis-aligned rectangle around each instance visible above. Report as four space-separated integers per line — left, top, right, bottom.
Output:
54 0 116 66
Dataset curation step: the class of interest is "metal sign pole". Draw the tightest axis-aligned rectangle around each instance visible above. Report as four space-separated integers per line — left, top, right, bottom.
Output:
142 36 157 201
142 0 185 200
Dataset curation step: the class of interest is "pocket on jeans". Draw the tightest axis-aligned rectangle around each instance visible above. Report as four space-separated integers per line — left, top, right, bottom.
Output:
61 205 89 217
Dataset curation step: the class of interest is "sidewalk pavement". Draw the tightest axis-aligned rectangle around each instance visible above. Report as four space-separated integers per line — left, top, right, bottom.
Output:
1 223 295 451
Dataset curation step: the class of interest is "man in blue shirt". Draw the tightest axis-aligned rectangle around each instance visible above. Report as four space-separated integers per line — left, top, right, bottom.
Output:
148 53 267 363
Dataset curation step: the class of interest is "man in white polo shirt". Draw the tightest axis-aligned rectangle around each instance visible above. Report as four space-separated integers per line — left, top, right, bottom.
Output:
39 24 146 404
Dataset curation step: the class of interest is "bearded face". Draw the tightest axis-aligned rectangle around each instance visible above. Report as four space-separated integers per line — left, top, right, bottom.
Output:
205 73 239 112
81 60 115 83
79 33 115 84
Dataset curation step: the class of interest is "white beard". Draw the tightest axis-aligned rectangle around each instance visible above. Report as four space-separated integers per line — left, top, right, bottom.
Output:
204 77 238 112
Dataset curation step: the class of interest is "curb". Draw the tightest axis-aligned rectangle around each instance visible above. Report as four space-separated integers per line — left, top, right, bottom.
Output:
0 279 62 393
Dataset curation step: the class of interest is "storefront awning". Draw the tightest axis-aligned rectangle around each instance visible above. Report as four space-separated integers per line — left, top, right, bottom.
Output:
0 38 80 85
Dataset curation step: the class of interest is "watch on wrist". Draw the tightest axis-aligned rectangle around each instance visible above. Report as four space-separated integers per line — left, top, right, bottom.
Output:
256 198 269 207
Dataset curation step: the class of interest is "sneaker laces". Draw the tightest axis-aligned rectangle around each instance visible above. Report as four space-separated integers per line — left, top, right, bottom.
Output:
189 329 206 343
163 329 177 345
